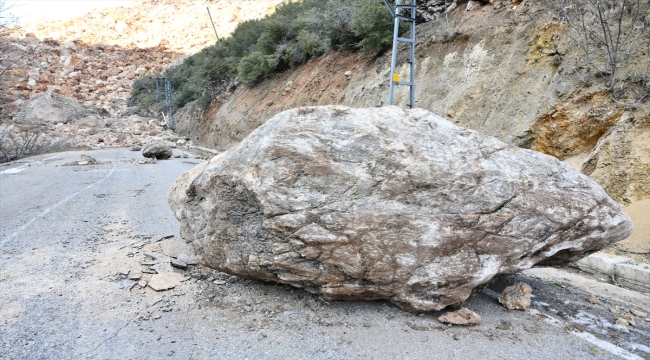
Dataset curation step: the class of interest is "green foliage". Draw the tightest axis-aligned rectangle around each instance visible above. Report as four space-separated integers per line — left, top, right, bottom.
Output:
133 0 403 110
238 51 273 85
354 1 407 55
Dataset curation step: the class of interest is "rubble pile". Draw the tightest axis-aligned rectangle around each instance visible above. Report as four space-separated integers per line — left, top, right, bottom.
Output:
0 34 174 118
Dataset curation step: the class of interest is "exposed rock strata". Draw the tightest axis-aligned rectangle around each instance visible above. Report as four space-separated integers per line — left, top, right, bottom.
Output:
169 106 632 311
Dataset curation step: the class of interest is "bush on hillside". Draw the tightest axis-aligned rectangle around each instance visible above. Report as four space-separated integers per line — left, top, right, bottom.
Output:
132 0 407 111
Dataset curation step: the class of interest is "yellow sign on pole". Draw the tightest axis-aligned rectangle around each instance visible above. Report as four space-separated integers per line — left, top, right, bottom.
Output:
392 73 400 83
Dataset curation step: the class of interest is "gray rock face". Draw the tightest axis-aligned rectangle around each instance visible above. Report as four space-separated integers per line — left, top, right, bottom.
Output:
142 142 173 159
15 91 99 125
168 106 633 311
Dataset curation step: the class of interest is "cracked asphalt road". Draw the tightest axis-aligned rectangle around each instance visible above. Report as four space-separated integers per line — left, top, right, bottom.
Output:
1 149 648 359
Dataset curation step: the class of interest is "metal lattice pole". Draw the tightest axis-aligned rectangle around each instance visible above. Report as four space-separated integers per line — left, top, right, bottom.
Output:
384 0 416 109
165 78 175 131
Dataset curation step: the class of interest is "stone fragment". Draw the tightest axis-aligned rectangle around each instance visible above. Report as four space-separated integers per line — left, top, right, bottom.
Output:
130 145 141 151
620 315 636 327
586 295 601 305
168 106 633 311
142 142 173 159
138 158 156 165
128 271 142 280
213 280 226 285
616 317 630 327
499 282 532 310
177 253 197 265
170 259 188 269
630 309 647 317
80 155 97 164
148 273 184 291
438 308 481 326
611 306 621 315
144 252 161 260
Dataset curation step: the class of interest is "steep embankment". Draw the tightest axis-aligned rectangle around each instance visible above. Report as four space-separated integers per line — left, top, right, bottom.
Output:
175 1 649 260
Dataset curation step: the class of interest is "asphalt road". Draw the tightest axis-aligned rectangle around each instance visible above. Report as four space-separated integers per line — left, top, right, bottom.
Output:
0 149 648 359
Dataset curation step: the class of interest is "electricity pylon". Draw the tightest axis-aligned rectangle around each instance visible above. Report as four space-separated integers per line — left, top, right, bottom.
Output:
383 0 416 109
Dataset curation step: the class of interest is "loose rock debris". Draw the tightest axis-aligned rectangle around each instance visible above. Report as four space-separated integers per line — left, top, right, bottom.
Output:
499 282 533 310
438 308 481 326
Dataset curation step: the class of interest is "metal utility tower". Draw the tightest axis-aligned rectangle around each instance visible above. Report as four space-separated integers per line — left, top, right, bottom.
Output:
154 77 176 130
383 0 416 108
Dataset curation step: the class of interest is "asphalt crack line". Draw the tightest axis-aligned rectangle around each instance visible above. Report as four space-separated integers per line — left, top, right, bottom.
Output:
1 164 117 246
85 316 134 357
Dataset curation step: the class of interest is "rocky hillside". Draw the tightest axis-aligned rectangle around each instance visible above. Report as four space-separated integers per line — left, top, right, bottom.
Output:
0 0 283 156
172 0 649 260
21 0 284 55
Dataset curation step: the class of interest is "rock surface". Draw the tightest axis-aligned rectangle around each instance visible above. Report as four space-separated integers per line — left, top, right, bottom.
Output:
499 282 532 310
148 273 184 291
438 308 482 326
168 106 633 311
142 142 173 159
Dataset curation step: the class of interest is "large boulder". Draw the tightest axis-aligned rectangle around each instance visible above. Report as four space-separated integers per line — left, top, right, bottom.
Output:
15 91 99 125
142 142 173 159
168 106 632 311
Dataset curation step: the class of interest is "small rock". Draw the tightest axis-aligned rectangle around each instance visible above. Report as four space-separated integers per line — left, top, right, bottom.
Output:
173 154 181 158
177 253 197 265
118 269 130 276
128 272 142 280
182 154 189 158
213 280 226 285
586 295 601 305
130 145 141 151
137 279 147 288
80 155 97 164
142 269 157 274
630 309 646 317
148 273 184 291
138 158 156 165
499 282 532 310
438 308 481 326
206 276 215 282
621 315 635 327
170 259 188 269
616 318 630 326
611 306 621 315
144 252 160 260
77 161 89 166
243 306 253 312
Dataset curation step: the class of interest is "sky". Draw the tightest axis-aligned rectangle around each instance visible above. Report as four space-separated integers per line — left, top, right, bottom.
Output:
7 0 135 23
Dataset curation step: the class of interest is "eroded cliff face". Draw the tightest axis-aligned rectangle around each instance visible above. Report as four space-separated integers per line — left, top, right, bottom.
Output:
175 1 649 259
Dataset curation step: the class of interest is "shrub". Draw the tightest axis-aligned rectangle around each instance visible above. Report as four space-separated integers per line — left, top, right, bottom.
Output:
354 0 407 55
131 0 401 111
238 51 273 85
